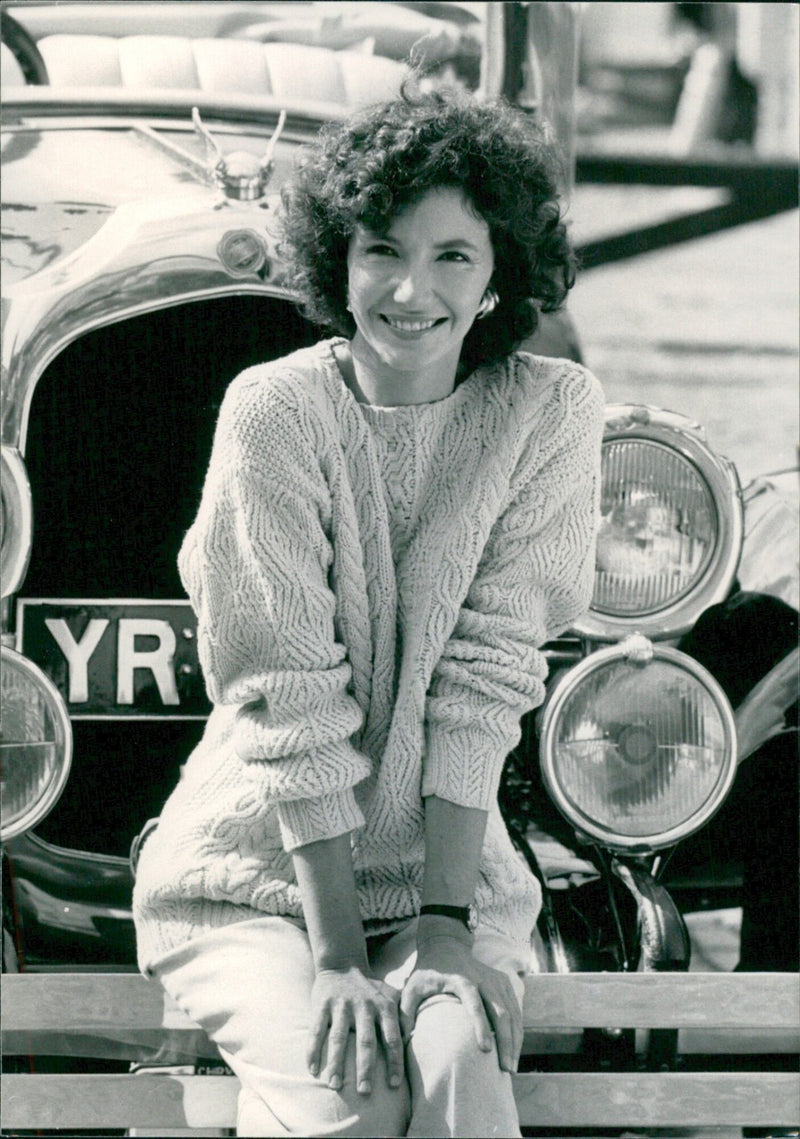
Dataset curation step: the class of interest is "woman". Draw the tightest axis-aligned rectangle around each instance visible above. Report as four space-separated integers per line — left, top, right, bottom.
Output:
132 86 604 1138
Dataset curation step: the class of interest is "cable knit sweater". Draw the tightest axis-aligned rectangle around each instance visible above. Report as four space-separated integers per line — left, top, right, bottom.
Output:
132 338 603 970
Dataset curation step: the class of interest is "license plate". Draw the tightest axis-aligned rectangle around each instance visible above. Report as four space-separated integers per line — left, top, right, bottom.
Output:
16 599 211 719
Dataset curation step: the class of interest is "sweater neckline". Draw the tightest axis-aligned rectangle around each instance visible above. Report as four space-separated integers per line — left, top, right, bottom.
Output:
323 338 494 422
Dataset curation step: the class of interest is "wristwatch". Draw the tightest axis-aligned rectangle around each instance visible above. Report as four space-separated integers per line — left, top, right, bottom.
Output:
419 903 478 933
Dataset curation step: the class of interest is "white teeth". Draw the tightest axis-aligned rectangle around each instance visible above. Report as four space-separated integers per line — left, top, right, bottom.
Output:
383 316 440 331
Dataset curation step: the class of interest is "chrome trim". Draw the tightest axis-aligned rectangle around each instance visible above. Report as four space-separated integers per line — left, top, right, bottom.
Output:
52 713 208 722
217 229 269 277
0 87 348 128
0 645 73 842
4 114 312 145
604 404 709 441
132 121 215 183
193 105 287 201
612 860 691 972
0 446 33 600
1 172 297 447
541 640 585 668
18 595 196 608
539 642 738 853
11 827 130 869
573 404 744 642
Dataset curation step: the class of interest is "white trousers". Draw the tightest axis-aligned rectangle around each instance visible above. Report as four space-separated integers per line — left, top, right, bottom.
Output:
152 915 527 1138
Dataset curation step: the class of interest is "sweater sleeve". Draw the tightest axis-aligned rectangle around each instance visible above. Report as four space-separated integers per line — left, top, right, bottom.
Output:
422 364 604 811
178 368 371 851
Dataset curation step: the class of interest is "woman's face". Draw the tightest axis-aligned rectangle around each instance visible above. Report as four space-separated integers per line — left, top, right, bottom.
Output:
346 186 495 392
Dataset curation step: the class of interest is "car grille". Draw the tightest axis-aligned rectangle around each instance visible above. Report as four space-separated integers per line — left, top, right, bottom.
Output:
21 295 317 856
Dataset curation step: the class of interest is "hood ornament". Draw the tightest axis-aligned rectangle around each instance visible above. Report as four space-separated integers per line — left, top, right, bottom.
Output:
192 107 287 201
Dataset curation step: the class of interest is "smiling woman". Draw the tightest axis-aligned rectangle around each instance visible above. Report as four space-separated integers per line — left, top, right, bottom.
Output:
132 84 603 1138
281 86 576 378
342 188 495 404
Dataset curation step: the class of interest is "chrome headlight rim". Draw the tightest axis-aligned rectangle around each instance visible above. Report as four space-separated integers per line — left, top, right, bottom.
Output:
539 642 738 853
1 445 33 601
0 644 73 842
573 405 744 642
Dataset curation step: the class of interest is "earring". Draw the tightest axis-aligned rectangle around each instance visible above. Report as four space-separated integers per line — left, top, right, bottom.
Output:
477 287 498 319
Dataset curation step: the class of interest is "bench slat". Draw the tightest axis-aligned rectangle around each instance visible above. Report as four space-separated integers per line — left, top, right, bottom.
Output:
5 971 799 1033
2 1073 239 1130
512 1071 800 1128
3 1071 799 1130
522 971 799 1029
3 972 179 1032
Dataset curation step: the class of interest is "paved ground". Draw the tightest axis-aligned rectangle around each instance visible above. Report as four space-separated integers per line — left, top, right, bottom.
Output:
568 192 799 487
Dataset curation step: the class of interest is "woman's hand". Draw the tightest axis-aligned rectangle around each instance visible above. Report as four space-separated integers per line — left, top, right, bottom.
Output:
292 835 404 1095
400 934 522 1073
308 966 404 1096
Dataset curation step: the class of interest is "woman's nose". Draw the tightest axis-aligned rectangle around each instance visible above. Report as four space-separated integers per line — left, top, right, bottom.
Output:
393 264 431 304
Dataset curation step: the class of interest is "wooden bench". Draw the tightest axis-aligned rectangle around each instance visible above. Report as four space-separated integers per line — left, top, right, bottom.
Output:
3 971 798 1133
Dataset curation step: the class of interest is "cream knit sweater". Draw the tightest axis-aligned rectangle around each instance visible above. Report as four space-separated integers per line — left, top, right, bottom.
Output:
132 338 603 969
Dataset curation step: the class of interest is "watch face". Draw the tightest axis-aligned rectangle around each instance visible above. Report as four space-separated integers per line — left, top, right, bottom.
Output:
467 904 479 933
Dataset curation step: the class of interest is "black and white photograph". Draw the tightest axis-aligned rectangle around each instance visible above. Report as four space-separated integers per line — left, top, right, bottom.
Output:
2 3 798 1136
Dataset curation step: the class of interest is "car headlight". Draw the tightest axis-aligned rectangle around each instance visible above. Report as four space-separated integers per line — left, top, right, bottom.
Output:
1 446 33 601
573 406 743 641
539 639 737 852
1 646 72 842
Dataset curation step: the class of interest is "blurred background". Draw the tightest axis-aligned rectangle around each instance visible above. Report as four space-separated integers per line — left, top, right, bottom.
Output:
565 0 799 981
570 0 798 488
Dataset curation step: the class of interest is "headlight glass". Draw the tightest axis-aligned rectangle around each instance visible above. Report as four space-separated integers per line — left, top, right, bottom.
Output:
572 407 743 641
0 446 33 601
540 646 737 850
1 646 72 842
595 440 717 615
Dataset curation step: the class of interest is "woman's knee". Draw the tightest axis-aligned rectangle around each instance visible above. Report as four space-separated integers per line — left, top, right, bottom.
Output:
338 1086 410 1138
235 1056 410 1137
407 993 493 1078
404 996 520 1137
237 1085 409 1138
322 1035 411 1136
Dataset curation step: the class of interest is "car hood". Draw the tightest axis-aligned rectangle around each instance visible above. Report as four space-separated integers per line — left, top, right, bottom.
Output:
1 118 300 285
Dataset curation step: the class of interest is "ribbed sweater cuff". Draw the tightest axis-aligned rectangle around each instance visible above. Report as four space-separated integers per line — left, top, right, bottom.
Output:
277 787 365 851
422 727 506 811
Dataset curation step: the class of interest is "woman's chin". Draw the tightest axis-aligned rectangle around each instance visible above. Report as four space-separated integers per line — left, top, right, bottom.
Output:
372 332 460 373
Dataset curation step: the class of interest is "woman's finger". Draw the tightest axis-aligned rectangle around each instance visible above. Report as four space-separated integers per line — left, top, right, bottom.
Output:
324 1005 352 1091
452 979 494 1052
306 1004 331 1078
484 994 516 1072
399 970 446 1025
354 1011 378 1094
507 980 523 1067
483 973 523 1071
378 1004 405 1088
498 976 523 1060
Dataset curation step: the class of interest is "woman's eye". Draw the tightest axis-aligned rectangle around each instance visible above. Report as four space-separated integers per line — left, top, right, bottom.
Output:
439 250 470 263
365 243 397 256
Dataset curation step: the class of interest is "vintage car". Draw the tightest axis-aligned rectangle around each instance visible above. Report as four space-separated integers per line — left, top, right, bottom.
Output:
1 0 591 972
2 0 797 1002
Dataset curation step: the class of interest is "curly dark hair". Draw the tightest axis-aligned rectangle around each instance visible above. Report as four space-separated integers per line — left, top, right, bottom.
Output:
279 86 577 373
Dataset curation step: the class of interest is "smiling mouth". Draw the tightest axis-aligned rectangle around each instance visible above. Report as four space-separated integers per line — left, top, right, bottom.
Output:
380 315 446 332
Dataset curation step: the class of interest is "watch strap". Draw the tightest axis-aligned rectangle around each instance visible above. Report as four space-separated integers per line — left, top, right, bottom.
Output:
419 903 477 932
